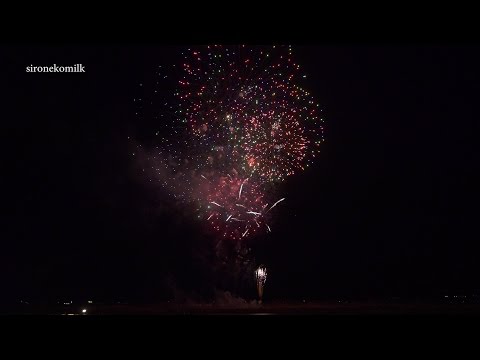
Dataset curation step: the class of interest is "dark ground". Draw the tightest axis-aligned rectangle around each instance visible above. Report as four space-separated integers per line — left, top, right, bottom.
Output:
6 301 480 315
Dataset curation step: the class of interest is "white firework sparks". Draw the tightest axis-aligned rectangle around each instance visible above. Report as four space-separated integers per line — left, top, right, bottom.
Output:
266 197 285 213
238 178 248 199
255 266 267 284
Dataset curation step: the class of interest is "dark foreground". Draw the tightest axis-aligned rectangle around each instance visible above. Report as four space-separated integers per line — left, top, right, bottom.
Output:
6 302 480 315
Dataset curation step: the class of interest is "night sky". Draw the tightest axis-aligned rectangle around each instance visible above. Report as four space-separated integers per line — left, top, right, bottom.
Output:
2 45 480 305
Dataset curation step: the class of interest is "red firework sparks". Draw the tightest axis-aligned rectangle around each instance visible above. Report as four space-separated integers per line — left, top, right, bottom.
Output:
175 45 324 182
204 175 272 240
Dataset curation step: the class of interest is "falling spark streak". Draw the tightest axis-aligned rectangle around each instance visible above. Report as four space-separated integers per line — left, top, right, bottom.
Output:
247 211 262 216
210 201 224 208
231 218 244 222
201 175 208 181
207 214 214 220
238 178 249 200
266 198 285 213
226 214 232 222
236 204 247 208
266 223 271 232
242 228 249 238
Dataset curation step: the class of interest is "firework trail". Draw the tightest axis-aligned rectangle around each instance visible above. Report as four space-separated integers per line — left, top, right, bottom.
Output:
238 178 248 199
266 197 286 213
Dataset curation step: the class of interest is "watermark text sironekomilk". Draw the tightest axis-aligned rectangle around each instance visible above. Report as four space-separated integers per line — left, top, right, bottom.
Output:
26 64 85 73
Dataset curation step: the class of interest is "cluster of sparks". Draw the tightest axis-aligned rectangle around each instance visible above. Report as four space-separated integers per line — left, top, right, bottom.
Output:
255 266 267 285
201 174 285 240
176 45 324 182
134 45 324 240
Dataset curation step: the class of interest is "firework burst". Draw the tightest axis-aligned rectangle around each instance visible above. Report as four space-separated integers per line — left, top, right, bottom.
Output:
133 45 324 240
175 45 325 182
255 265 268 302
